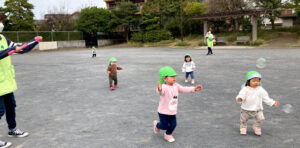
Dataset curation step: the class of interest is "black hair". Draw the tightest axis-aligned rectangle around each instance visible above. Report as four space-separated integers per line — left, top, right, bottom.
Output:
245 78 261 86
184 55 192 62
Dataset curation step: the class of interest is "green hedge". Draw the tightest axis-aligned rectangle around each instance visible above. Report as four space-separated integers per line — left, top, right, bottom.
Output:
1 31 83 42
131 30 172 42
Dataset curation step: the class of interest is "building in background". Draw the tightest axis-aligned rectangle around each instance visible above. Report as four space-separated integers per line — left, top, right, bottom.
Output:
262 9 296 29
104 0 145 14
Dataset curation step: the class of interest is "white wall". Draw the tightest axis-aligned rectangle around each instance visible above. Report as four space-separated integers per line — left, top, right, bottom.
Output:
38 42 58 50
282 18 294 27
57 40 85 48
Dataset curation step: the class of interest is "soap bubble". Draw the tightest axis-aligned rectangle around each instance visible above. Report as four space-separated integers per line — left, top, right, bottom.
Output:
282 104 294 114
241 83 246 89
256 57 266 69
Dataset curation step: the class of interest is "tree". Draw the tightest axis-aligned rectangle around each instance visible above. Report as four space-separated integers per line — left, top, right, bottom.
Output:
3 0 35 31
255 0 282 30
283 0 300 19
184 1 207 16
77 7 111 35
38 6 79 31
109 1 139 42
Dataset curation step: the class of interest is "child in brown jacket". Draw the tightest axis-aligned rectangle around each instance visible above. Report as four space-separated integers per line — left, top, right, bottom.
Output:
106 57 123 90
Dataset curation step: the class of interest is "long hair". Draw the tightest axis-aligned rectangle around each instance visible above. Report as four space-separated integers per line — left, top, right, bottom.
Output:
0 13 4 22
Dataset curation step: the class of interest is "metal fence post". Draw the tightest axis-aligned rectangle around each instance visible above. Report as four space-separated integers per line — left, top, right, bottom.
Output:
68 31 70 41
17 32 19 42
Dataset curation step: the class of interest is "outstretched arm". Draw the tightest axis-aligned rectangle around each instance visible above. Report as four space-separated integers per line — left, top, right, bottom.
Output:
0 46 22 60
18 36 42 54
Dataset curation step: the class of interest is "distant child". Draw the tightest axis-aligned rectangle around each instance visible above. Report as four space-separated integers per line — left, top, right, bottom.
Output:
236 71 279 136
182 54 196 84
92 46 96 58
106 57 123 91
153 66 203 142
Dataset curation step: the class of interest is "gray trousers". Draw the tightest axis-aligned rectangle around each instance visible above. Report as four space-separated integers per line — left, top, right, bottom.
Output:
240 109 265 129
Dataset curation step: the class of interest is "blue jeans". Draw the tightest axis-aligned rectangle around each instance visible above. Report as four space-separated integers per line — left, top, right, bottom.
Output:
156 113 177 135
185 71 194 79
0 93 17 130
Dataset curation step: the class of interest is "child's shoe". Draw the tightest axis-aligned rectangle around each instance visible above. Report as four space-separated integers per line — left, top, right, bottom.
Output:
240 128 247 135
114 85 118 88
185 79 188 83
253 127 262 136
153 120 160 134
164 133 175 142
8 128 29 138
0 140 12 148
110 87 114 91
191 80 195 84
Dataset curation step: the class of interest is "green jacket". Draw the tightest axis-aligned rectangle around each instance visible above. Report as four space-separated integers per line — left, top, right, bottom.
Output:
206 34 214 48
0 34 17 96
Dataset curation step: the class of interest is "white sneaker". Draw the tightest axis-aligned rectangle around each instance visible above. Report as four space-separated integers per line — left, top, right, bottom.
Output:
191 80 195 84
8 128 29 138
185 79 188 83
0 140 12 148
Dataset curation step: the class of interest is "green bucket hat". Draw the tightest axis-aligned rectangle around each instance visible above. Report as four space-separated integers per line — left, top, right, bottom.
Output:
159 66 177 84
185 54 191 57
109 57 117 65
246 71 262 81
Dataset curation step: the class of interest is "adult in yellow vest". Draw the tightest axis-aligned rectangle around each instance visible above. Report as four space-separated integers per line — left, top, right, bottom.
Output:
0 14 42 148
205 31 215 55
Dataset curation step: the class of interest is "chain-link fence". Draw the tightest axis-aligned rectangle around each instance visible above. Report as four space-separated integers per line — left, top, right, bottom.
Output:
1 31 83 42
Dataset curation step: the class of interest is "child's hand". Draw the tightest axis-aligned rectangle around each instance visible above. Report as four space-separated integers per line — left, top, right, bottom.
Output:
237 98 243 102
106 71 111 74
194 85 203 91
15 46 23 53
157 82 162 92
192 67 195 70
274 101 279 107
35 36 43 41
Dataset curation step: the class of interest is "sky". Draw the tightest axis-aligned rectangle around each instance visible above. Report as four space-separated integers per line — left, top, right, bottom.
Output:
0 0 107 20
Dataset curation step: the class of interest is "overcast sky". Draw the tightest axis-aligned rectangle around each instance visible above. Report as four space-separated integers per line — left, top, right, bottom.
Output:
0 0 106 20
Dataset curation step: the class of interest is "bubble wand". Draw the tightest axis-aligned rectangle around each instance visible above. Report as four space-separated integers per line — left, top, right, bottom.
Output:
7 37 42 55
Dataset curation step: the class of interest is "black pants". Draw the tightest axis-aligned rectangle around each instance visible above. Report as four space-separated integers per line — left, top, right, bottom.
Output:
207 47 213 55
92 54 96 58
0 93 17 130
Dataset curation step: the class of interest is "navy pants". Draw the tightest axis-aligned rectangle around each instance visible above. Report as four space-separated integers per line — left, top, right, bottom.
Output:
207 47 213 55
185 71 194 79
0 93 17 130
156 113 177 135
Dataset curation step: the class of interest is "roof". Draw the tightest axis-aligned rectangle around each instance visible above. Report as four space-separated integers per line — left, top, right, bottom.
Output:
192 10 272 20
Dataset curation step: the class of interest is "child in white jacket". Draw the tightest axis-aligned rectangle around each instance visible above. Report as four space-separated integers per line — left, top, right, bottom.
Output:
236 71 279 136
182 54 196 84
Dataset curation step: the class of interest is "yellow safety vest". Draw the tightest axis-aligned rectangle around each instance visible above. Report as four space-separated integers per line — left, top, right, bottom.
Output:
0 34 17 96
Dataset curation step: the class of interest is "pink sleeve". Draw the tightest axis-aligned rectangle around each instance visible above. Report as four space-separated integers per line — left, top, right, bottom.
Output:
156 84 166 95
176 83 195 93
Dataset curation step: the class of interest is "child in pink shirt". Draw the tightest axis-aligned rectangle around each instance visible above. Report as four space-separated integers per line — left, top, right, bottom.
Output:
153 66 203 142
